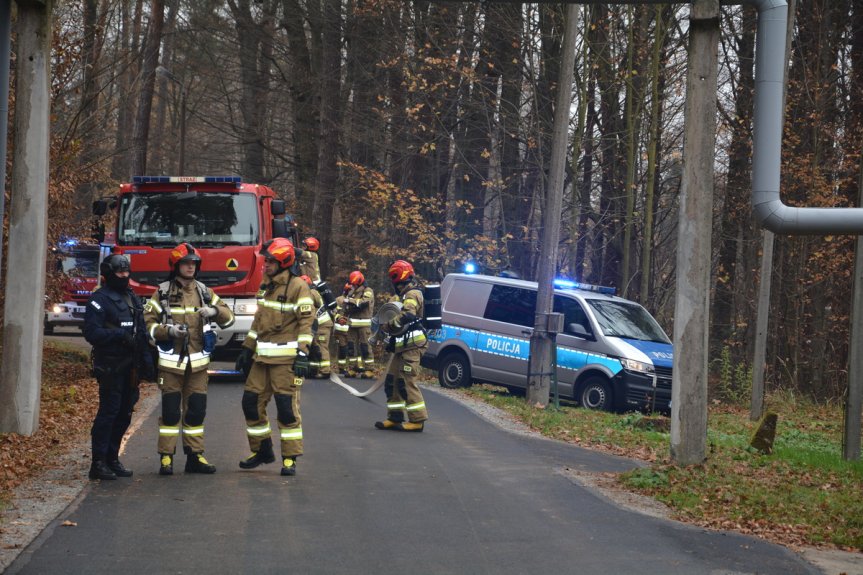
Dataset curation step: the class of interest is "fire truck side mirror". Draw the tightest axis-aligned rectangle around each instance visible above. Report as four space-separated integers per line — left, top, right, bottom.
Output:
271 199 286 216
272 218 289 239
92 199 108 216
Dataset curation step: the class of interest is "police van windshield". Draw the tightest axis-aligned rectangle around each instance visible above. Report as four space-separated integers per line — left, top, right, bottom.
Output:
118 192 259 247
587 299 670 343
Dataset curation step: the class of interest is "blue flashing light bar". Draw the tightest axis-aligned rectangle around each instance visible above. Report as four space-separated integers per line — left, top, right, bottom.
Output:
132 176 242 185
464 262 477 274
553 278 616 295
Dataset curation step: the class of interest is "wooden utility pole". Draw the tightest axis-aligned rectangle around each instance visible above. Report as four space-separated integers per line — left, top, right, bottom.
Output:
670 0 719 465
526 3 580 407
0 0 54 435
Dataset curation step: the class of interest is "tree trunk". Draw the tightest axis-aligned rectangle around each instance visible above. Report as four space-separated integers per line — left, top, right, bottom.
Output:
312 0 342 277
129 0 164 176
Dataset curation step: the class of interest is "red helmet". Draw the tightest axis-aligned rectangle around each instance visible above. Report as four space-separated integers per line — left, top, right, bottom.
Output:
169 243 201 273
260 238 296 269
300 274 313 286
348 271 365 286
303 237 320 252
388 260 414 284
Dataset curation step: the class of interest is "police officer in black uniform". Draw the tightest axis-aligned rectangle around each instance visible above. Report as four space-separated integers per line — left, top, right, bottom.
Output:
83 254 154 480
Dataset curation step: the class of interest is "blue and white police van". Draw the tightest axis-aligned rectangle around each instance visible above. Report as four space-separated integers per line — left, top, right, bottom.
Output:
420 273 673 412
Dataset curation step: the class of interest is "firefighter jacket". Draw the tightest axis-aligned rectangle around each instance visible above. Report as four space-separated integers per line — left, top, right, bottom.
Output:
345 285 374 329
242 269 315 364
388 283 426 353
298 250 320 282
310 288 333 332
84 285 154 379
143 278 234 374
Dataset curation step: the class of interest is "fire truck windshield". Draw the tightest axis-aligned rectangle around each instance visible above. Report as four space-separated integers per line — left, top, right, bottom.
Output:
118 191 259 247
58 248 99 277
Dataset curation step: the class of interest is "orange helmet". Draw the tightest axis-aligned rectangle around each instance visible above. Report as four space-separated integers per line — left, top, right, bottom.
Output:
169 243 201 274
343 283 352 294
348 271 365 286
303 237 320 252
260 238 296 269
300 274 313 286
388 260 414 284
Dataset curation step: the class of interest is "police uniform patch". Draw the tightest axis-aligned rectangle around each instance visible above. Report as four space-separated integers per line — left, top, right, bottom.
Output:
90 301 102 310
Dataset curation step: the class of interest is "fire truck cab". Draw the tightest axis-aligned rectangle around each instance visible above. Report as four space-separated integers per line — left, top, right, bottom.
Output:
92 176 300 349
44 239 101 334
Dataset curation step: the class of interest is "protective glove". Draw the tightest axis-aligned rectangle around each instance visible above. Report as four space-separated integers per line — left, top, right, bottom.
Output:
167 324 188 339
235 347 253 377
198 306 218 319
293 351 311 377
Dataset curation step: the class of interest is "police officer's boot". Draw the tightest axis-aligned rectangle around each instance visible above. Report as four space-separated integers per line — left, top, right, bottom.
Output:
88 458 117 480
106 458 133 477
159 453 174 476
280 457 297 476
185 452 217 474
239 438 275 469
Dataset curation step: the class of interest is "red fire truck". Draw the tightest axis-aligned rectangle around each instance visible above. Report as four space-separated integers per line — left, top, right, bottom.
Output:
44 239 101 334
92 176 300 350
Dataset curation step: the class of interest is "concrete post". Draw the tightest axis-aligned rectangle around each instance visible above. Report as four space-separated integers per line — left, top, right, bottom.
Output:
0 0 54 435
670 0 719 465
526 3 580 407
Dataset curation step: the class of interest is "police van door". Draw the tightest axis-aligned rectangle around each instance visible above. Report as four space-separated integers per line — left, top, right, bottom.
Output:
552 294 603 398
476 284 535 389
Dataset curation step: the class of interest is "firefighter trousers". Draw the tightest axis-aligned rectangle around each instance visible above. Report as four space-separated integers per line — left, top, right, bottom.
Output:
385 348 427 423
348 326 373 373
242 362 303 457
311 327 332 376
157 368 209 455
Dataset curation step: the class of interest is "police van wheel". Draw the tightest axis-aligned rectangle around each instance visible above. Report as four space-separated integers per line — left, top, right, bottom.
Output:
578 377 612 411
438 352 472 389
43 320 54 335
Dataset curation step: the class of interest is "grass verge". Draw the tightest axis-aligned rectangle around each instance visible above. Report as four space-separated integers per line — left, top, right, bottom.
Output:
459 382 863 552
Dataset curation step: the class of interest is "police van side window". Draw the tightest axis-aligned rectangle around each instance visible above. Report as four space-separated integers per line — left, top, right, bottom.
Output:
483 285 536 327
554 296 592 336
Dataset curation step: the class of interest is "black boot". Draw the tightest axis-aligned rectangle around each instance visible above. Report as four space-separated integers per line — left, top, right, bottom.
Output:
239 438 275 469
280 457 297 476
159 454 174 476
88 459 117 481
185 453 217 474
106 459 133 477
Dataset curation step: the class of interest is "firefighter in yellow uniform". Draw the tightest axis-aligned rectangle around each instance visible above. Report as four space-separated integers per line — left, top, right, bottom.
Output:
345 271 375 378
298 236 321 282
375 260 428 432
301 275 332 377
235 238 315 476
144 243 235 475
332 283 352 377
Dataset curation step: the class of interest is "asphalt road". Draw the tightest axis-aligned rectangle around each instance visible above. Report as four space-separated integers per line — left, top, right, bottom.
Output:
26 329 817 575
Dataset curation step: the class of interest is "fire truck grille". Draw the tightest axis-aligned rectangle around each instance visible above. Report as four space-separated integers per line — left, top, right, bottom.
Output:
131 271 247 289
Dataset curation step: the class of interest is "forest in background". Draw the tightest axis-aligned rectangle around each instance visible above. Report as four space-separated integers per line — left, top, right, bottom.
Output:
5 0 863 402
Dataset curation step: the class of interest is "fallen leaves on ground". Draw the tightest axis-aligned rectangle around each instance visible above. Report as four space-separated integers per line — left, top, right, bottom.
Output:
0 345 97 509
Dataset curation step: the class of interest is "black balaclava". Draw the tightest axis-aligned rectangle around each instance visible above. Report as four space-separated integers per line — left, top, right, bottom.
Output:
106 273 130 291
